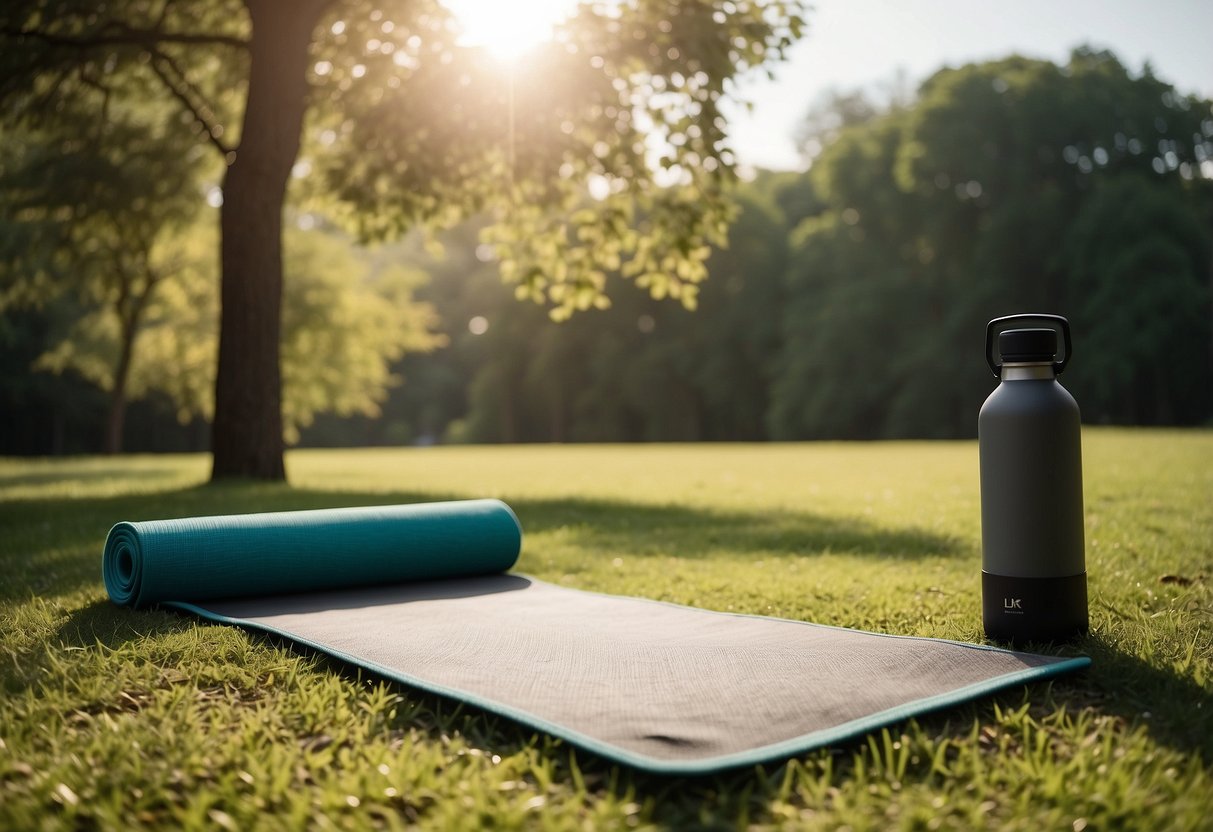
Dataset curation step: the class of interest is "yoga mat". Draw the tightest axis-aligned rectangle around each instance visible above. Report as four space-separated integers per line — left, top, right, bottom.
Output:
103 500 1089 774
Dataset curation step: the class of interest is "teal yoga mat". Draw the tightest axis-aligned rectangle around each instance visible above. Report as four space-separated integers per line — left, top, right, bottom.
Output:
104 500 1089 774
103 499 522 608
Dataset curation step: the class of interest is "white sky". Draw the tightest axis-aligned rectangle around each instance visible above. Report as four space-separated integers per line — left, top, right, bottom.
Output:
447 0 1213 172
726 0 1213 170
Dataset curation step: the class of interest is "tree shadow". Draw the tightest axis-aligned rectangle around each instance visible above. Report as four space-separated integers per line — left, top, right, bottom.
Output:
509 494 962 561
0 482 963 604
0 597 199 698
6 481 1208 827
0 465 186 489
546 641 1212 829
13 561 1208 828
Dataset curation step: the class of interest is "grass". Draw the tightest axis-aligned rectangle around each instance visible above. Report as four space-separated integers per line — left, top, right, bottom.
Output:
1 428 1210 830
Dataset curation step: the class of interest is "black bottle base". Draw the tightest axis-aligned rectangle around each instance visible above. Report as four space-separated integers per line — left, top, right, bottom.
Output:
982 570 1087 644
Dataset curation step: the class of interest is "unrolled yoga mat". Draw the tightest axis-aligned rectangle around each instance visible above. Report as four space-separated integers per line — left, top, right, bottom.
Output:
103 499 1089 774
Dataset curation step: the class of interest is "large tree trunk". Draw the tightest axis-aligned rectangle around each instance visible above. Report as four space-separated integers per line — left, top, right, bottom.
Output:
211 0 330 480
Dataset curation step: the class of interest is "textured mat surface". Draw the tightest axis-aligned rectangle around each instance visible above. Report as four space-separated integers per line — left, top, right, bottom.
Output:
104 501 1089 774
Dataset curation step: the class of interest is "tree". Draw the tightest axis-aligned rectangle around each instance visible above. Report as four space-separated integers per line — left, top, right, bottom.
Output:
794 87 881 162
0 103 205 453
770 49 1213 439
445 183 789 443
1060 175 1213 423
893 48 1212 431
3 0 806 478
769 113 928 439
87 219 444 445
0 302 112 455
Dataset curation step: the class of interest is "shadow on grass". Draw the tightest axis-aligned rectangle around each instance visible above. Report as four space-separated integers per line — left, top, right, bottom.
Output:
1059 633 1213 764
23 574 1212 827
46 584 1213 762
0 465 188 489
0 598 198 698
41 598 869 827
8 482 1208 826
54 597 197 650
512 494 961 560
0 483 963 604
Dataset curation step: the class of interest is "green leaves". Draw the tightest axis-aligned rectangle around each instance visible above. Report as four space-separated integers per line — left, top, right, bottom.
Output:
771 49 1213 440
279 230 444 443
304 0 805 317
96 220 445 444
2 0 810 460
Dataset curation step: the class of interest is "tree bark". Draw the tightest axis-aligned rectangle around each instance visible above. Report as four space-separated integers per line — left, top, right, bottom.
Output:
211 0 330 480
103 322 136 455
104 266 156 455
104 389 127 455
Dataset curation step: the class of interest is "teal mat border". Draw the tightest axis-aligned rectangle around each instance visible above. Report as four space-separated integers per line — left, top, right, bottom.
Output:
167 577 1091 776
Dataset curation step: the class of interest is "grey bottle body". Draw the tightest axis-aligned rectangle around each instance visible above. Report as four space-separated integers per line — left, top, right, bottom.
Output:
979 364 1087 641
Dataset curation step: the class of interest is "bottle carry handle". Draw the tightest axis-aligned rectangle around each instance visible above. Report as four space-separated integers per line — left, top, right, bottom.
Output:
985 314 1071 377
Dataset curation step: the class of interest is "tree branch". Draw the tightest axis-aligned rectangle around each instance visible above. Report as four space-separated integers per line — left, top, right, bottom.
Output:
155 0 177 31
76 69 114 127
146 53 235 158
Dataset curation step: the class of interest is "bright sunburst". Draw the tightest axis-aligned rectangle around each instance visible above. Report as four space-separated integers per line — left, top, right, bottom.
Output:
444 0 580 59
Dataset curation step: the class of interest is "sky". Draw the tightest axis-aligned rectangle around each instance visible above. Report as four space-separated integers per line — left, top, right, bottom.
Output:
446 0 1213 172
725 0 1213 170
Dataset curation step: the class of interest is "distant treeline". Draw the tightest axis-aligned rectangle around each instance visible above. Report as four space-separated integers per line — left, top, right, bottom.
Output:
3 48 1211 454
306 48 1213 446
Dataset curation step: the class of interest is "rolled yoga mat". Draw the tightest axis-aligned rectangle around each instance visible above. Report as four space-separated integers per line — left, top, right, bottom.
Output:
103 499 1089 774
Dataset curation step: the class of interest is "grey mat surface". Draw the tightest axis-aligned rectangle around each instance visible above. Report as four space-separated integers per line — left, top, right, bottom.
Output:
175 574 1088 774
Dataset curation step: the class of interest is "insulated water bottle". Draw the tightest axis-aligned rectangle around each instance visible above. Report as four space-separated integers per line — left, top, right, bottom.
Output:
979 314 1087 642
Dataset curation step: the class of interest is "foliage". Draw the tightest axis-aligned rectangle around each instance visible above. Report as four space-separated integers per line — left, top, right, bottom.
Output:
769 49 1213 439
0 309 112 454
1059 175 1213 424
324 49 1203 449
29 226 203 404
3 45 1212 453
1 430 1210 828
281 233 444 443
355 50 1210 447
1 0 808 477
106 220 444 445
0 83 209 451
0 191 441 448
402 183 789 444
303 0 806 316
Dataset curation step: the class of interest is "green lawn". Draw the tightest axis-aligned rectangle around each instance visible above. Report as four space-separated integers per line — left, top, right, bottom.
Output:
2 429 1210 830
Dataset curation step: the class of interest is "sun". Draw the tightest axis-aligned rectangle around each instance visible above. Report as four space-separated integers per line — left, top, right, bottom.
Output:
444 0 580 60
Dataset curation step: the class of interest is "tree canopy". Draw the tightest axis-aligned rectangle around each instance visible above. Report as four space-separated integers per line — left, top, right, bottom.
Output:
2 45 1209 455
394 49 1212 445
0 79 206 452
2 0 807 478
771 49 1213 439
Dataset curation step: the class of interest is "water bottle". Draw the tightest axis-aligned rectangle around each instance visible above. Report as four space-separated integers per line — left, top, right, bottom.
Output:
979 314 1087 643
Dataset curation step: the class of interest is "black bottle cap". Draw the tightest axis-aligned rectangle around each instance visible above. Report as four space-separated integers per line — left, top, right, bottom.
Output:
999 328 1057 363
